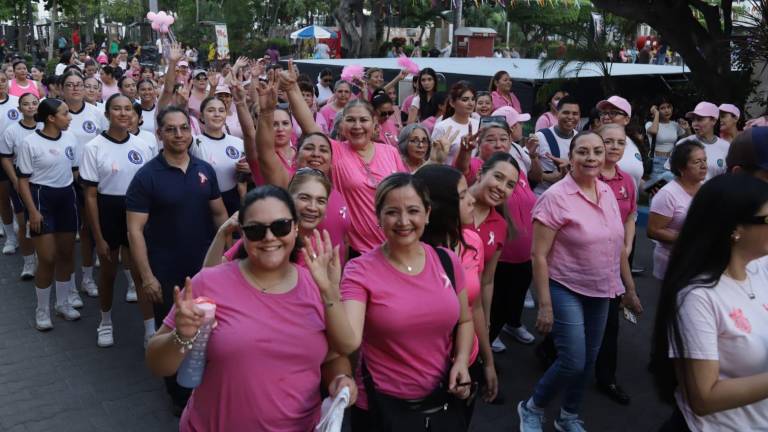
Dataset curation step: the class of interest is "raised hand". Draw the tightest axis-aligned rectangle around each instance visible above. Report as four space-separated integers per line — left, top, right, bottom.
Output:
277 59 298 91
302 229 341 299
524 133 539 156
255 71 278 112
168 42 184 63
207 70 220 88
431 126 460 164
173 277 205 339
460 123 479 154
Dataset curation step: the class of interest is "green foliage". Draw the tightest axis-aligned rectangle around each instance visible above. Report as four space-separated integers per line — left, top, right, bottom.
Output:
464 4 507 32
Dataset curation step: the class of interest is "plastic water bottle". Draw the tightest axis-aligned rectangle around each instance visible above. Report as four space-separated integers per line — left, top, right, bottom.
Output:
177 297 216 389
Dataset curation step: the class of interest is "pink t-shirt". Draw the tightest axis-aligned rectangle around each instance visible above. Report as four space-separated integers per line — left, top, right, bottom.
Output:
599 167 638 223
187 90 207 119
460 229 485 365
377 119 399 148
319 104 340 133
532 174 625 298
341 244 465 409
535 112 557 132
465 207 507 265
162 261 327 431
225 111 243 139
9 80 40 98
649 180 693 279
401 94 416 116
491 90 522 113
248 148 296 187
330 139 407 253
101 82 119 101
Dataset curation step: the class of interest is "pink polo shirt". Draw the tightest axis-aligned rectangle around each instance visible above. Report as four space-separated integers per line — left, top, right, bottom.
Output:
465 206 507 265
491 90 522 113
163 262 327 431
599 167 637 223
330 139 407 253
341 244 465 409
460 229 484 365
532 174 625 298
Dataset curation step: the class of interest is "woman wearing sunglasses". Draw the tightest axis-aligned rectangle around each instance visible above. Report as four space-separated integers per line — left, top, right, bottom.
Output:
146 185 358 430
652 174 768 432
372 91 399 148
80 94 156 348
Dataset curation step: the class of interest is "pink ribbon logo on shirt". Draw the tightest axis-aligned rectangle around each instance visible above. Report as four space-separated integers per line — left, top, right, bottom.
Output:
729 308 752 334
199 172 208 184
619 186 628 199
762 304 768 313
339 206 348 220
488 232 495 246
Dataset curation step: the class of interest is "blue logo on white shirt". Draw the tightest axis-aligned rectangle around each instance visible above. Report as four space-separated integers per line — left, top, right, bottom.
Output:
634 152 642 161
717 159 724 167
127 150 143 165
7 109 19 121
65 146 74 160
82 120 97 134
225 145 240 159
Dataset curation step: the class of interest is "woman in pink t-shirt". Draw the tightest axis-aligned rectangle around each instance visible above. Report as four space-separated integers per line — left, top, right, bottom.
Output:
9 60 40 98
489 70 522 113
648 141 707 279
319 80 352 133
414 165 499 414
518 131 640 430
475 91 494 118
372 92 400 147
340 173 473 429
535 90 567 132
283 63 407 255
147 186 358 431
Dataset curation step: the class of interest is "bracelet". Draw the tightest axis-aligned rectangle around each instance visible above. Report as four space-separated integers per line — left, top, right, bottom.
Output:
171 329 200 353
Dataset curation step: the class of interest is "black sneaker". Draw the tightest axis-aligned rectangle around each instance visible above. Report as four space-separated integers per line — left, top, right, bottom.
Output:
597 382 631 405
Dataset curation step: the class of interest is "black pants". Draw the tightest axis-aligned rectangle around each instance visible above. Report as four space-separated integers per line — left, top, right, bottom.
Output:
658 406 691 432
154 277 193 409
351 406 374 431
489 261 533 342
595 296 621 385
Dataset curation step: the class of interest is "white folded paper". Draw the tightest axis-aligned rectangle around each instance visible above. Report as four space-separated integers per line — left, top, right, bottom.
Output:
315 386 350 432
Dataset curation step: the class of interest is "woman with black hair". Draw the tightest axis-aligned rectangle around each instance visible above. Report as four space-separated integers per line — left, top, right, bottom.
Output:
431 82 479 165
137 79 157 133
414 164 499 412
10 60 40 98
146 185 357 428
652 174 768 431
118 75 138 101
80 94 155 347
535 90 568 131
648 141 708 280
407 67 438 124
372 92 399 147
646 96 688 181
489 70 522 113
17 98 80 330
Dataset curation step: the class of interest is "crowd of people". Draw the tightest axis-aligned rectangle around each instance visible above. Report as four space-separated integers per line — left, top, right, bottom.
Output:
1 37 768 432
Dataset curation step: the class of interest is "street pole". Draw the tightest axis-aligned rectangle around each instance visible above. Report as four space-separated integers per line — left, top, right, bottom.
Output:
452 0 462 56
148 0 158 12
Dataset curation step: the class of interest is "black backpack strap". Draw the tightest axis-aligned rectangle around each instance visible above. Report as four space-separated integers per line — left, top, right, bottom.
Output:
539 127 560 159
434 246 456 293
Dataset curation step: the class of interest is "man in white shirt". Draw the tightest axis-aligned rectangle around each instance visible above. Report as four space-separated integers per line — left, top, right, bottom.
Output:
533 95 580 194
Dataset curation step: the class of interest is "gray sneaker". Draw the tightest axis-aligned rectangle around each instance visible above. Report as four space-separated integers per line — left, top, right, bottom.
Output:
68 289 84 309
35 307 53 331
518 400 545 432
555 414 587 432
55 304 81 321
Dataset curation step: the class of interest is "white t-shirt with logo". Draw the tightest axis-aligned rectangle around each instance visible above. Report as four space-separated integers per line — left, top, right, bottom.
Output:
140 104 157 134
17 130 77 187
669 266 768 431
0 95 21 135
189 133 244 192
617 137 644 192
132 129 159 155
69 103 107 145
672 136 730 181
79 132 154 196
534 126 576 195
0 121 40 165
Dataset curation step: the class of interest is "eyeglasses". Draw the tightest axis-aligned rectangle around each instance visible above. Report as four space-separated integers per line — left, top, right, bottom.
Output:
379 111 394 118
195 76 207 81
408 137 429 146
241 219 294 241
600 110 626 118
161 125 191 135
64 83 84 89
746 215 768 225
296 167 325 176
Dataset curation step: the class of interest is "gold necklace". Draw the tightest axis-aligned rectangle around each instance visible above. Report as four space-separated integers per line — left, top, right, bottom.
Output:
241 261 287 292
384 244 418 273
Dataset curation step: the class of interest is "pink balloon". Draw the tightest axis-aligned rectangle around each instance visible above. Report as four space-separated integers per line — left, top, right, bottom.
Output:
166 16 175 25
151 22 160 31
160 23 169 33
157 11 167 18
146 12 156 20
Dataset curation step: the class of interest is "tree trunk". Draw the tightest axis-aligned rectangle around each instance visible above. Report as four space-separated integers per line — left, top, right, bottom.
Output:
334 0 362 57
592 0 735 101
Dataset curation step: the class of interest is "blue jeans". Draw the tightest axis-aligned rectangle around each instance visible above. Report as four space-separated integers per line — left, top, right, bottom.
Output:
532 280 610 414
650 155 674 184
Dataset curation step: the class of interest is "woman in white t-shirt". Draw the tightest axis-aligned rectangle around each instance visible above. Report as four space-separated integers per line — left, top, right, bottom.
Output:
648 141 707 280
672 102 731 181
646 97 688 181
430 82 479 165
651 173 768 432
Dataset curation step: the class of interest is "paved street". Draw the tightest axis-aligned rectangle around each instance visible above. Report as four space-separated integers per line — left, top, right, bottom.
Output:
0 232 671 432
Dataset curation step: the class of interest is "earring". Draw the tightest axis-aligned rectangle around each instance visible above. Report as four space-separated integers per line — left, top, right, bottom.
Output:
731 232 741 242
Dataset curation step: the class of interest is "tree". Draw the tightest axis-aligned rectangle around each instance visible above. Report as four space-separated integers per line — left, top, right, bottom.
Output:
591 0 746 102
334 0 386 58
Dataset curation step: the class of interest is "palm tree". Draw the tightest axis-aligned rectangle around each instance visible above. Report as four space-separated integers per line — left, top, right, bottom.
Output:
538 33 617 96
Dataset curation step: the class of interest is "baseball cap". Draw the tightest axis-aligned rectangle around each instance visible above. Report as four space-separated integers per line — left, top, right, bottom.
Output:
726 127 768 172
177 60 189 68
192 69 207 78
596 95 632 117
215 85 231 95
492 106 531 127
685 101 719 119
718 103 741 119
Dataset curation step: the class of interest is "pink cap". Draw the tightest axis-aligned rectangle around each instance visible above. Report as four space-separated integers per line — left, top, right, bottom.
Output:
686 101 719 119
215 85 231 94
718 103 741 119
596 95 632 117
492 106 531 127
177 60 189 67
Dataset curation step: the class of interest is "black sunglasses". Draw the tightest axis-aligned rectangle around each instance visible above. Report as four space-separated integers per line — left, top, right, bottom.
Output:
241 219 294 241
379 110 395 118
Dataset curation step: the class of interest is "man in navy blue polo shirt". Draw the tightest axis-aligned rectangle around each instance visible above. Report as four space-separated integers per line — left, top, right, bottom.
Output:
126 106 228 415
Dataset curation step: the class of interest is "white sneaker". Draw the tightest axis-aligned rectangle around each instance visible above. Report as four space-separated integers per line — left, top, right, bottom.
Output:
492 336 507 353
2 238 17 255
68 289 84 309
503 324 536 344
35 307 53 331
524 290 536 309
20 258 36 280
82 278 99 297
125 282 138 303
97 324 114 347
55 304 81 321
94 255 100 268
